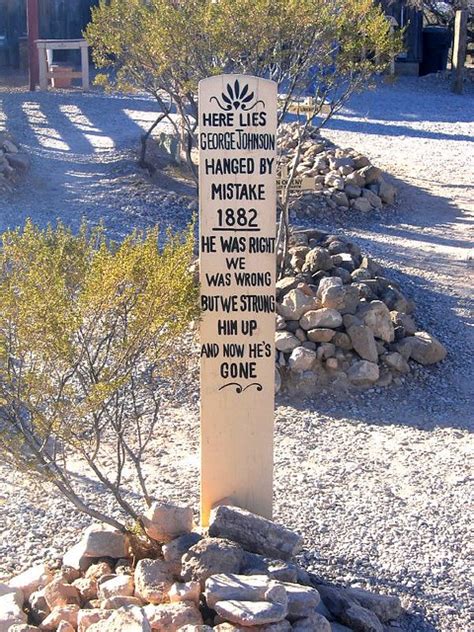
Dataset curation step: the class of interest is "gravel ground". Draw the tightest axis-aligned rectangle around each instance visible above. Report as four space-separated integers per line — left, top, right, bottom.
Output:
0 76 473 632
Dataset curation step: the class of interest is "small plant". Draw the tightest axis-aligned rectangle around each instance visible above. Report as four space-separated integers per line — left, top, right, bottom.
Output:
0 221 198 532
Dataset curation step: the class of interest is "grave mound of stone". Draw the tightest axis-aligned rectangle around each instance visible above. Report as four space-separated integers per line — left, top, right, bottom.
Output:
0 133 30 192
1 503 403 631
275 228 447 394
278 123 396 223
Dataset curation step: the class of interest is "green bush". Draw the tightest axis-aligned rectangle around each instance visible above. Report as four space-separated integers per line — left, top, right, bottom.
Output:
0 221 198 531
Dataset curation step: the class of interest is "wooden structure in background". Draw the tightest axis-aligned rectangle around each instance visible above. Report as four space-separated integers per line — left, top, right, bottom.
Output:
36 39 89 90
452 10 468 94
27 0 39 90
0 0 98 69
382 0 423 76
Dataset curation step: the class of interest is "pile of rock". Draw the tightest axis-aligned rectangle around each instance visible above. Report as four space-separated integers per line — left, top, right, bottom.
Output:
0 503 403 631
275 228 447 393
0 134 30 192
277 123 396 218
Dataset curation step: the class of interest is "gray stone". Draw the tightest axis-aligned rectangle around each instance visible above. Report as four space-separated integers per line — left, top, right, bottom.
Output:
38 604 80 630
378 178 396 204
162 533 203 576
324 173 345 191
383 352 410 374
0 588 27 631
289 347 316 372
2 139 18 153
181 537 244 587
347 361 379 385
346 588 401 623
317 586 382 632
357 302 394 343
332 191 349 207
292 612 331 631
77 608 113 632
352 154 370 169
275 332 301 353
390 311 417 337
300 309 342 330
102 596 144 609
351 198 372 213
307 329 336 343
214 597 287 627
362 189 382 208
134 558 173 604
82 524 130 559
345 171 365 187
28 589 50 624
331 254 355 273
275 368 282 394
90 605 151 632
359 165 383 185
341 602 382 632
344 184 362 198
276 277 299 298
209 505 303 561
144 602 203 631
283 583 320 618
8 565 52 600
409 332 447 365
317 343 336 360
333 332 352 350
99 575 134 600
62 543 93 573
303 248 333 273
278 289 316 320
205 574 272 608
5 153 30 171
348 325 378 363
241 554 298 584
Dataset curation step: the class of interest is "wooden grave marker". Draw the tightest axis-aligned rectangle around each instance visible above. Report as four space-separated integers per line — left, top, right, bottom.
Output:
199 74 277 526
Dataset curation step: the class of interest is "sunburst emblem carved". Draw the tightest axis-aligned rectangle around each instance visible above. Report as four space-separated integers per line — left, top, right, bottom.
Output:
210 79 264 112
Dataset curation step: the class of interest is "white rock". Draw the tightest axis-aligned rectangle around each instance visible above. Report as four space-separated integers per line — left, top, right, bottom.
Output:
205 575 271 609
300 309 342 330
275 331 300 353
9 565 52 600
144 602 202 631
88 605 151 631
214 597 287 627
347 360 379 385
142 503 193 543
99 575 135 600
82 523 130 559
288 347 316 372
277 289 315 320
134 559 173 605
168 582 200 605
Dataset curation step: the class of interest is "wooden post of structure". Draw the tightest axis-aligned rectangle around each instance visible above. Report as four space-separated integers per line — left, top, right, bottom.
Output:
452 9 468 94
27 0 40 91
199 75 277 526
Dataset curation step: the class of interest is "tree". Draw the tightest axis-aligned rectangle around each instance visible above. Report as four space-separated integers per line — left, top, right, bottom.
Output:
86 0 401 270
0 221 198 534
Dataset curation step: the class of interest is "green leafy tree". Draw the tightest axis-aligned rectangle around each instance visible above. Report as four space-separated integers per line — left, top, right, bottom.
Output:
86 0 402 269
0 221 198 533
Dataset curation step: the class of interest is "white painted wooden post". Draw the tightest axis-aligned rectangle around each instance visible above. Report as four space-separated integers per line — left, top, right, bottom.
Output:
199 75 277 526
80 42 90 91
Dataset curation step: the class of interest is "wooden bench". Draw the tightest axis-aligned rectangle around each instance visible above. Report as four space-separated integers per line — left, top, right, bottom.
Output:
35 39 89 90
